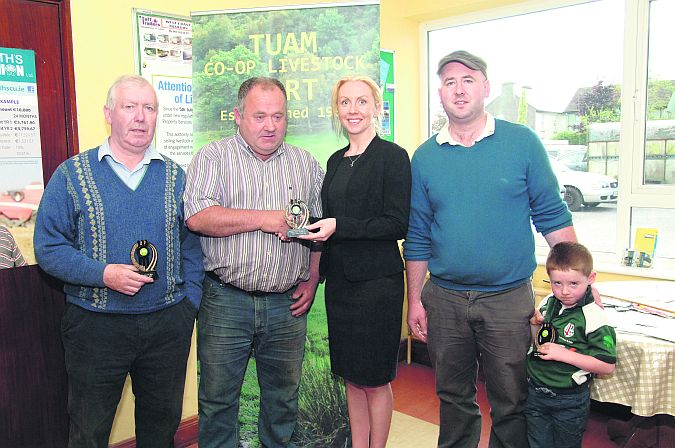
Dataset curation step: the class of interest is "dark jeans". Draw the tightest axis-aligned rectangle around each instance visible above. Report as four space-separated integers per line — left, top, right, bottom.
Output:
61 300 197 448
525 381 591 448
423 281 534 448
197 276 306 448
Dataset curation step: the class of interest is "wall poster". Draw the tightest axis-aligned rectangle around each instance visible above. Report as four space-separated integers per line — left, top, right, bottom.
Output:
191 3 380 447
0 47 43 267
133 10 194 170
192 1 381 168
380 49 395 142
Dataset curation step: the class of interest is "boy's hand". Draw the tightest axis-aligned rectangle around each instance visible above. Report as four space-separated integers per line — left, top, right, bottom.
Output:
535 342 569 362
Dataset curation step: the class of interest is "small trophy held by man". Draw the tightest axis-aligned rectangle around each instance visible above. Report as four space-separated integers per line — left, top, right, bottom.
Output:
130 239 158 280
284 198 310 238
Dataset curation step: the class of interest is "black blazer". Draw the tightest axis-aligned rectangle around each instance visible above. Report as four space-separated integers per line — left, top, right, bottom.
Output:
320 135 411 281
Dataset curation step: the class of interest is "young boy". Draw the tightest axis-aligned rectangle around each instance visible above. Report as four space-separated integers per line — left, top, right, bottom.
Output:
526 241 616 448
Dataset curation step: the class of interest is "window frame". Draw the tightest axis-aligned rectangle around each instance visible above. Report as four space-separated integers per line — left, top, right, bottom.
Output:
420 0 675 277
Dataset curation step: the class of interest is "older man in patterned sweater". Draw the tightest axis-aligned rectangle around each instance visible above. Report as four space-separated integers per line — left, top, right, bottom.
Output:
34 75 203 448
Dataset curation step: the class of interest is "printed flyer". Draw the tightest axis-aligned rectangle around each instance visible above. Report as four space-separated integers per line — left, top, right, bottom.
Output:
134 10 194 170
0 47 44 266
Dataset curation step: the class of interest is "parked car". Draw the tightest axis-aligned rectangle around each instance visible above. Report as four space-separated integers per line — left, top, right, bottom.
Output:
549 158 617 212
0 182 44 224
556 149 588 172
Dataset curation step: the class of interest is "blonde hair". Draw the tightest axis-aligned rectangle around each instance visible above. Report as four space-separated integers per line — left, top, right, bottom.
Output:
330 75 383 138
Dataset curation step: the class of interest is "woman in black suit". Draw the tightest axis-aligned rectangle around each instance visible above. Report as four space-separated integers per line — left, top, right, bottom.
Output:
298 76 411 448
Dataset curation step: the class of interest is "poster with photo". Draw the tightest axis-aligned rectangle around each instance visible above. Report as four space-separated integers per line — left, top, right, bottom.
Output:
191 3 380 446
192 1 381 168
0 47 44 266
134 10 194 170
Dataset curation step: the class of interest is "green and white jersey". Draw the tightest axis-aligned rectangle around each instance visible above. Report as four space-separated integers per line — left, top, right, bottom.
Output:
527 287 617 389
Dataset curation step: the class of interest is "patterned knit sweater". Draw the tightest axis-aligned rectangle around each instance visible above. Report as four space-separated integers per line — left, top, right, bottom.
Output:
34 148 203 313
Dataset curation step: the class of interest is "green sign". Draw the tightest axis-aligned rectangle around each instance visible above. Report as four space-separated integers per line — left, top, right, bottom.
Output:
0 47 37 83
380 49 395 142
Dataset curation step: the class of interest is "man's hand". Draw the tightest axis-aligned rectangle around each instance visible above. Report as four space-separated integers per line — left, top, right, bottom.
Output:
103 264 154 296
408 299 428 342
290 276 319 317
591 285 604 308
260 210 292 235
530 308 544 325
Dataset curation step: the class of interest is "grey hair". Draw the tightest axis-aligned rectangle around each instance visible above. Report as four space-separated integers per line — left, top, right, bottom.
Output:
105 75 157 109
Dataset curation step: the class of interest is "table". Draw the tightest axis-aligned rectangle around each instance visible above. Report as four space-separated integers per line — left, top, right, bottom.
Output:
590 281 675 417
591 331 674 417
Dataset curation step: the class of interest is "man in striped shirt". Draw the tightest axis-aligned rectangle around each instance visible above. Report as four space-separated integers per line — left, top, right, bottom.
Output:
0 225 27 269
184 77 324 448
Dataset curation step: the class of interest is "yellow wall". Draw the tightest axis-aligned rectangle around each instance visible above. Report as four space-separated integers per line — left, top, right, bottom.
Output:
66 0 543 443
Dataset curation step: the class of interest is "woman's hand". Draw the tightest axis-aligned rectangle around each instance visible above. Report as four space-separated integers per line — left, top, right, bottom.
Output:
296 218 336 242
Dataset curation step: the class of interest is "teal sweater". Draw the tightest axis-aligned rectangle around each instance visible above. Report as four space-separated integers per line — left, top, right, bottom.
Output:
403 119 572 291
34 148 203 313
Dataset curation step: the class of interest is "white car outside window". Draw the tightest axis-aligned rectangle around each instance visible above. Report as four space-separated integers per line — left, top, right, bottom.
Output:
549 158 618 212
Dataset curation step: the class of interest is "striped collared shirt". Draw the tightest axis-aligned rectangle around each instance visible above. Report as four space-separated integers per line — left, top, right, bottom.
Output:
0 225 27 269
184 133 324 292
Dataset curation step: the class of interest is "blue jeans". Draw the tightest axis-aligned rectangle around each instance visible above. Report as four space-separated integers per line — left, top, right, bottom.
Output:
423 281 534 448
197 276 307 448
525 381 590 448
61 300 196 448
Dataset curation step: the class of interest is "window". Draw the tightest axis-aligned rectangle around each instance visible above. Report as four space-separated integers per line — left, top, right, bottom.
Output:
423 0 674 275
643 0 675 186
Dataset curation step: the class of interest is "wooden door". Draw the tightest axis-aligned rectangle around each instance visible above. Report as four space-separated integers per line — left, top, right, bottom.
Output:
0 0 78 446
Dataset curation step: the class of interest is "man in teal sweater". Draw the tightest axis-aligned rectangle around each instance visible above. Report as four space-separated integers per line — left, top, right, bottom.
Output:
34 75 203 447
403 51 577 448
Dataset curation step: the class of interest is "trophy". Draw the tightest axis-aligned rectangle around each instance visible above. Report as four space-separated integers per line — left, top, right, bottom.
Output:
534 322 557 356
284 199 310 237
130 239 158 279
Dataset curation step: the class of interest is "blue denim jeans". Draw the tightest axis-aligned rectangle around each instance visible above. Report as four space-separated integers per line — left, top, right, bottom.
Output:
422 280 534 448
197 276 307 448
525 381 590 448
61 300 197 448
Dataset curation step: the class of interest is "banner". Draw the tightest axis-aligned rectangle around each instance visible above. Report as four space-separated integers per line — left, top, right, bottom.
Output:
192 1 381 167
134 10 194 170
191 3 380 446
0 47 44 266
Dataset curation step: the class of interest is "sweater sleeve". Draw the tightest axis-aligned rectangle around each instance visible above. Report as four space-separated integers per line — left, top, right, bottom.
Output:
179 208 204 309
525 130 573 235
33 164 107 287
333 144 411 241
403 147 433 261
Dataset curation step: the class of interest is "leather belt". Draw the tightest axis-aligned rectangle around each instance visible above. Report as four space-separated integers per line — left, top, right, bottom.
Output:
205 271 270 296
